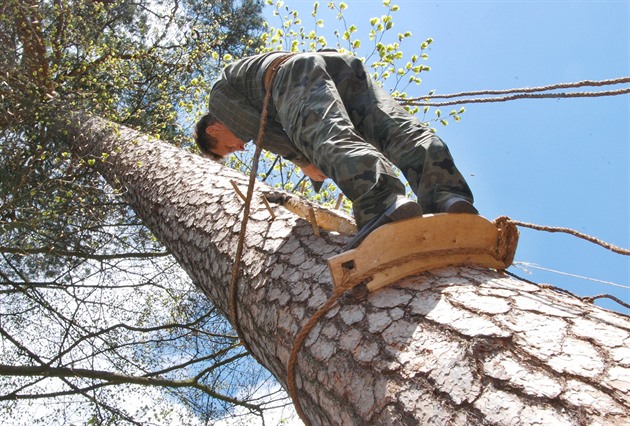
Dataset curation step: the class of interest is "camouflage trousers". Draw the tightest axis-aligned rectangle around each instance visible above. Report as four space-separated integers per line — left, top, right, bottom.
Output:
272 51 474 228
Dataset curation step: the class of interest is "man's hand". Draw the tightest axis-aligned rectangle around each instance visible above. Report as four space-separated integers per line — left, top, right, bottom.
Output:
302 163 327 181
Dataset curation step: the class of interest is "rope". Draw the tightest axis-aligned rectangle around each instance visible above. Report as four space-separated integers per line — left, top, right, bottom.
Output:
287 286 347 424
227 103 267 353
583 294 630 311
398 76 630 107
224 52 320 421
410 77 630 100
505 218 630 256
401 88 630 107
228 55 292 355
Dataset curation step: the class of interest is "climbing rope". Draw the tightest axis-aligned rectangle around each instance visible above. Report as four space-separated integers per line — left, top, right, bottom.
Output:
228 53 295 355
224 52 322 424
400 76 630 107
584 294 630 310
227 106 266 354
287 285 348 424
414 77 630 100
504 217 630 255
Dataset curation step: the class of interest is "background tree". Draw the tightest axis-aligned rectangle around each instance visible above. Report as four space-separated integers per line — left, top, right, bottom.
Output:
0 0 290 424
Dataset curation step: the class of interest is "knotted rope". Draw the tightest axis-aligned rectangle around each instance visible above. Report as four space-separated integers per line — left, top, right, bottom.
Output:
504 218 630 255
287 285 347 424
228 53 295 354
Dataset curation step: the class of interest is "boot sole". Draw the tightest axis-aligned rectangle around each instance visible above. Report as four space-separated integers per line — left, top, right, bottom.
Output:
445 199 479 214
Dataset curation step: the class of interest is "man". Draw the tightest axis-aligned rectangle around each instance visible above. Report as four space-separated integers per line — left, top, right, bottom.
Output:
195 50 477 249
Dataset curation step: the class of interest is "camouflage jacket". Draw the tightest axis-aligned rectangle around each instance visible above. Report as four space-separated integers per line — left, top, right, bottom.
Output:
208 51 311 167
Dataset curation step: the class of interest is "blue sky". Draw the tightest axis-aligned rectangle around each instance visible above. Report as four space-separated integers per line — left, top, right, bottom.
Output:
394 0 630 314
261 0 629 314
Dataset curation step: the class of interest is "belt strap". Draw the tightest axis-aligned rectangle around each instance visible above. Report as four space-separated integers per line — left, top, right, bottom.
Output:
263 53 296 92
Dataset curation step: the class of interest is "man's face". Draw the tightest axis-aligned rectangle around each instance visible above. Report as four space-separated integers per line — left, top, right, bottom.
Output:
206 123 246 157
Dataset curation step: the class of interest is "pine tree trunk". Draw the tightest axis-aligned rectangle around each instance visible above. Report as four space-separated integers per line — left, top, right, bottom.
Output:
65 113 630 425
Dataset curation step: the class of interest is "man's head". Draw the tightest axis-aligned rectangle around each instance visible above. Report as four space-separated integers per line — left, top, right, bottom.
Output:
194 113 246 161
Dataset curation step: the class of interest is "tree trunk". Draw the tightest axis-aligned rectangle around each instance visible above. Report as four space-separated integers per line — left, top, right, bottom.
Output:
65 113 630 425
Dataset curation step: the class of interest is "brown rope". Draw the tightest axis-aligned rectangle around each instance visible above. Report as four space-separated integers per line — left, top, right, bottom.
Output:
583 294 630 311
227 99 268 352
507 218 630 256
287 286 347 425
406 77 630 100
228 54 294 354
400 87 630 107
399 76 630 107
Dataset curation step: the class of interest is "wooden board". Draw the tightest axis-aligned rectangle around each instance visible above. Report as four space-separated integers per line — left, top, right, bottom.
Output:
327 214 519 292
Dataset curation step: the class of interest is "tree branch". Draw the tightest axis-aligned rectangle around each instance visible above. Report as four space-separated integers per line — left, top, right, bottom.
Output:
0 364 261 410
0 245 170 260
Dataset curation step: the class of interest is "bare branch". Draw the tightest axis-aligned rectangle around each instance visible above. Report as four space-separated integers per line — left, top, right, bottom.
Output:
0 364 262 410
0 245 170 260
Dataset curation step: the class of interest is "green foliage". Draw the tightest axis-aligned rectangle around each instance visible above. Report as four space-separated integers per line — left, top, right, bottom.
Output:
1 0 266 272
0 1 273 424
1 0 264 139
228 0 457 209
260 0 437 102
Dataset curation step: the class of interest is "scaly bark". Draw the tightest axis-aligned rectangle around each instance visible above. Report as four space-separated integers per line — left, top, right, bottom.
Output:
65 113 630 425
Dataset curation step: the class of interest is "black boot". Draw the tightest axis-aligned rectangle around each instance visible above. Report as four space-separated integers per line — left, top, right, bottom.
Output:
344 197 423 250
439 197 478 214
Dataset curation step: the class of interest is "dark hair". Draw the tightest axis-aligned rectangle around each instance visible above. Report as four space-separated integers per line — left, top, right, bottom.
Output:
194 112 223 161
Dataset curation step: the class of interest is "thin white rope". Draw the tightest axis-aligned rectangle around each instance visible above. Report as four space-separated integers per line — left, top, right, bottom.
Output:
513 261 630 290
